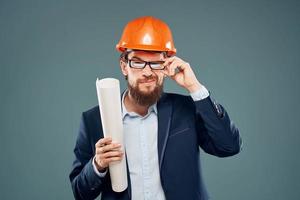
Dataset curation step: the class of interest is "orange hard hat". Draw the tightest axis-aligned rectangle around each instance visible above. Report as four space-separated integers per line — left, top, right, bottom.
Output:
116 16 177 56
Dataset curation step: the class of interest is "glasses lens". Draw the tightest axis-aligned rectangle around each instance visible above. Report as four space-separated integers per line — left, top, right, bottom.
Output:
130 61 145 69
150 62 164 70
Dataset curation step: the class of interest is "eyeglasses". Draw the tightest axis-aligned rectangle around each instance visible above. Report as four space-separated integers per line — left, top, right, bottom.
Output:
128 59 165 70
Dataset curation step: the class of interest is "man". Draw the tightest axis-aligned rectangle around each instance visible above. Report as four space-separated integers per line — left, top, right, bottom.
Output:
69 16 242 200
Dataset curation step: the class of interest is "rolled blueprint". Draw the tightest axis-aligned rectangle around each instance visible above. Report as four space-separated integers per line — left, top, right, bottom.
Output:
95 78 128 192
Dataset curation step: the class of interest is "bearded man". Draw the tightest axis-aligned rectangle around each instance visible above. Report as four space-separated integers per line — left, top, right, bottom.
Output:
69 16 242 200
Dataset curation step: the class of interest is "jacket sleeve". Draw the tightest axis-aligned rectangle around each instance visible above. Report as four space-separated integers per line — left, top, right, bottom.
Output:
194 95 242 157
69 112 106 200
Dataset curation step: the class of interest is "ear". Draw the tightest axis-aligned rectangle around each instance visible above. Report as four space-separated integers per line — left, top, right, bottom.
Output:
120 59 128 76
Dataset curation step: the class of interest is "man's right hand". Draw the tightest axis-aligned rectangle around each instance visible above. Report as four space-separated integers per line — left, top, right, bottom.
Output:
94 137 124 172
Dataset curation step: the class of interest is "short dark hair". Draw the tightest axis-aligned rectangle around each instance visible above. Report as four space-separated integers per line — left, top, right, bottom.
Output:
120 51 130 62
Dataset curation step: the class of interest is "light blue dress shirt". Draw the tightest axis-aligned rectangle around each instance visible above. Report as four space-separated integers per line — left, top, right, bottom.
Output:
93 85 209 200
121 91 165 200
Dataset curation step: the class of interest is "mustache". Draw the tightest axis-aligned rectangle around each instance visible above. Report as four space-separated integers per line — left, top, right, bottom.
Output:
137 76 158 83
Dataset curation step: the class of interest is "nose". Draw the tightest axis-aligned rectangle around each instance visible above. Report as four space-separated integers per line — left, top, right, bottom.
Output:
142 64 153 76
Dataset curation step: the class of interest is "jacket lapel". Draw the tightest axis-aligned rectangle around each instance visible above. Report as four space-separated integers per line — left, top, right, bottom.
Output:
157 93 172 170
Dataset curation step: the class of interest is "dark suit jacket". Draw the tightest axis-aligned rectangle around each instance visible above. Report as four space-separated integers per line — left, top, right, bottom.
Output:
69 92 242 200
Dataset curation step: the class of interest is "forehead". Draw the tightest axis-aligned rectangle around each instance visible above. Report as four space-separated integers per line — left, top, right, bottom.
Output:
128 50 164 60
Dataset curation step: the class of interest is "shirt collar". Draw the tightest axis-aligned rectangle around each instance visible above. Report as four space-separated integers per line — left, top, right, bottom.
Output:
121 89 158 119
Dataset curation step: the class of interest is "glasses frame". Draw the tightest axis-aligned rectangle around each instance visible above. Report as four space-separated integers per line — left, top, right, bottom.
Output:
128 59 165 70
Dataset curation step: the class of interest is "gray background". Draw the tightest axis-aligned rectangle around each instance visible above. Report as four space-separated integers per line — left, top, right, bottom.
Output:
1 0 299 199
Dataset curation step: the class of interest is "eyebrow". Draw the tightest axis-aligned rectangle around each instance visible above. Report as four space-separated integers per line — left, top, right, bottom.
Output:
130 56 144 61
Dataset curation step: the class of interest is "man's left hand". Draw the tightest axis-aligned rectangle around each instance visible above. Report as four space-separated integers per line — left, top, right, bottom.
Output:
162 56 202 93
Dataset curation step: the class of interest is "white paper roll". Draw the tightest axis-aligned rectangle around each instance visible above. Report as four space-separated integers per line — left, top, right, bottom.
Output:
95 78 128 192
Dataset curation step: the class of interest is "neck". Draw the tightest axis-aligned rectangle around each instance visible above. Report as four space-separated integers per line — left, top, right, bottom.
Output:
124 91 149 117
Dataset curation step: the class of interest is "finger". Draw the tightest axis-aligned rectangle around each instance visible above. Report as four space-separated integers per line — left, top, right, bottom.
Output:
162 56 176 68
97 146 122 155
162 68 170 77
96 137 112 147
96 152 123 166
167 61 183 76
162 64 178 77
97 155 123 166
107 156 123 162
162 57 181 76
162 56 183 65
98 143 121 153
102 150 124 159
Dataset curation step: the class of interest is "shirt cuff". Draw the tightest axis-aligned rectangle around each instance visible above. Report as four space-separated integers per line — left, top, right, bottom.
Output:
190 85 210 101
92 156 108 177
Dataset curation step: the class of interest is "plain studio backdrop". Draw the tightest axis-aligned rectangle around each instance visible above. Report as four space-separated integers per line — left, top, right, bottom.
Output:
0 0 299 199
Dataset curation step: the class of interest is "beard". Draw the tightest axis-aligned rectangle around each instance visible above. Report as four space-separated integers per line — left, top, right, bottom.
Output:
127 76 163 106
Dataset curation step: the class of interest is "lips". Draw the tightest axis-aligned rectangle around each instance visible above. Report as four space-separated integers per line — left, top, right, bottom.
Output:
139 79 156 83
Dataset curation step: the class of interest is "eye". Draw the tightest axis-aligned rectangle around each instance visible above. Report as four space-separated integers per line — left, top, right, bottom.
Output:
151 63 161 67
130 60 145 68
150 62 164 69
